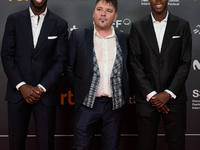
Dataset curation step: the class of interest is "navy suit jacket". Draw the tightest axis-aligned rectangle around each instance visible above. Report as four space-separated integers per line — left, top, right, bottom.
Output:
1 8 68 106
129 13 192 104
65 27 129 111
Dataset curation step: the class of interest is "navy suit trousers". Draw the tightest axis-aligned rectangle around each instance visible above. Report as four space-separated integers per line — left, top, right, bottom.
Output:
73 97 124 150
8 100 56 150
136 102 186 150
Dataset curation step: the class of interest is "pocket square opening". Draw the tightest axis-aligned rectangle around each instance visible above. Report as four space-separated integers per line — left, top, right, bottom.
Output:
48 36 57 39
172 36 180 39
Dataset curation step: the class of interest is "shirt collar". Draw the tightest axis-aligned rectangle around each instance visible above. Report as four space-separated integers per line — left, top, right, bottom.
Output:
151 11 169 23
94 25 115 39
29 7 47 17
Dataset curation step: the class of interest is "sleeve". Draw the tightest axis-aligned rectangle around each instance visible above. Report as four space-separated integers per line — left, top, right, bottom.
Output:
39 20 69 91
1 15 25 88
167 21 192 95
129 23 155 98
64 30 77 86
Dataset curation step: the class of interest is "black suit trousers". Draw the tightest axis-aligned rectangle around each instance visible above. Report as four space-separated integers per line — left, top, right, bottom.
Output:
136 102 186 150
8 100 56 150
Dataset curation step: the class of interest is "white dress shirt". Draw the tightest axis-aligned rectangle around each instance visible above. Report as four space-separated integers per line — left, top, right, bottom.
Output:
30 7 47 48
152 12 168 53
146 12 176 101
94 26 116 97
16 7 47 92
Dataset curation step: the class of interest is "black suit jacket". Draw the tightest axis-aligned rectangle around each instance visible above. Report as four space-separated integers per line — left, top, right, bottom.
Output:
65 27 129 111
1 8 68 106
129 13 192 104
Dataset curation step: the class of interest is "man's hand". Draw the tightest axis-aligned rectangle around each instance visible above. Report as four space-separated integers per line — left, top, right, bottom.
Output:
19 84 42 104
156 104 169 114
150 91 170 108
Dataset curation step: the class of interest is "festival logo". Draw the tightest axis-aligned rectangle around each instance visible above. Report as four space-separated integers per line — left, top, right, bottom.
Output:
8 0 28 1
193 25 200 35
70 18 132 32
141 0 180 6
113 18 132 28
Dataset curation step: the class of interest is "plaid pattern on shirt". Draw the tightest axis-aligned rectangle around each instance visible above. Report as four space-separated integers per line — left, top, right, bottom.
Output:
82 35 124 110
111 35 124 110
82 48 100 108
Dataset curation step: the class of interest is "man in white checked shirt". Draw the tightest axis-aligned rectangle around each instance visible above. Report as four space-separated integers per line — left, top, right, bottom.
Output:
65 0 129 149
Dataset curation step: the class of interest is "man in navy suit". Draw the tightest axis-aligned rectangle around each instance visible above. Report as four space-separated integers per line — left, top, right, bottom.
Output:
129 0 192 149
1 0 68 149
65 0 129 149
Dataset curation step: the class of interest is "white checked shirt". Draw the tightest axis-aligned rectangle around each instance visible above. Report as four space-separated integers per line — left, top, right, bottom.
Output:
94 26 116 98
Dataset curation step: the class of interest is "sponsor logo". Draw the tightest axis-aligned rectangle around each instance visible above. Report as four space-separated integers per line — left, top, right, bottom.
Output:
141 0 180 6
70 0 92 1
61 90 74 105
192 90 200 110
129 95 136 104
193 60 200 71
70 25 79 31
193 25 200 35
193 90 200 98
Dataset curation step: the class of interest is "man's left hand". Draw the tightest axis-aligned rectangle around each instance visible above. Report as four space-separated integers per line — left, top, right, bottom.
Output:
150 91 170 108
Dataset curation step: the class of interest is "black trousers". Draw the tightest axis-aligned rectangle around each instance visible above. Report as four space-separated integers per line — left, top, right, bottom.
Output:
8 100 56 150
73 97 124 150
136 102 186 150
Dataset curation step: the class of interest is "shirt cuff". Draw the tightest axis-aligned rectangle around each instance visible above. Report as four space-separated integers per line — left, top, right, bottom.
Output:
165 89 176 99
146 91 157 102
37 84 47 92
16 82 26 90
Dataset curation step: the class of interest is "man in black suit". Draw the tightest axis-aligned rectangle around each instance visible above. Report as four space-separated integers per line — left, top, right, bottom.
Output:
129 0 192 149
65 0 129 149
1 0 68 149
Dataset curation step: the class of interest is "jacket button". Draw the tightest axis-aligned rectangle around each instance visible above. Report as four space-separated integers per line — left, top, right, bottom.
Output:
32 59 35 63
28 73 32 76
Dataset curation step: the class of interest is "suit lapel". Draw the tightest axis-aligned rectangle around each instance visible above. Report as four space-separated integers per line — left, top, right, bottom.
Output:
85 27 94 70
116 30 127 67
161 13 179 53
20 9 34 52
141 14 160 56
35 9 56 53
111 32 123 77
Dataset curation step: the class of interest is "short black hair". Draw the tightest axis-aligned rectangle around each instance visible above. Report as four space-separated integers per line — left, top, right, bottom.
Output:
95 0 118 12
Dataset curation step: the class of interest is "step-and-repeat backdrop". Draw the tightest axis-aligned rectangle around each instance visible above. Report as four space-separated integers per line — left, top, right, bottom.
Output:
0 0 200 149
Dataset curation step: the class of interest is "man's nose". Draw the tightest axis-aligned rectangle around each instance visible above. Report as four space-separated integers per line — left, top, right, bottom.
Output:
101 10 106 16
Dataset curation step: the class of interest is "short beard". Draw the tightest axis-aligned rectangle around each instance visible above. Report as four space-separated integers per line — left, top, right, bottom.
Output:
31 0 47 9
